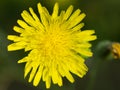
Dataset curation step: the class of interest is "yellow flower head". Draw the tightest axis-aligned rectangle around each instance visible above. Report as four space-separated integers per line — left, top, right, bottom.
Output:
8 2 97 88
111 42 120 59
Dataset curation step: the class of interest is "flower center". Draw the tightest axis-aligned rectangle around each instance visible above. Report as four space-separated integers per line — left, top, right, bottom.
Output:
41 27 71 59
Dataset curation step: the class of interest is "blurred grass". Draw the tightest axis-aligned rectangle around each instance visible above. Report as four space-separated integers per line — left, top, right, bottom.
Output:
0 0 120 90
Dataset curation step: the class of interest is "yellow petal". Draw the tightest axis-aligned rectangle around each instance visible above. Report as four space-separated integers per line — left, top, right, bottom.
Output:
17 19 29 29
8 42 26 51
33 65 43 86
13 26 24 33
29 63 39 82
21 10 36 27
69 9 81 21
8 35 21 42
68 13 86 29
24 62 32 78
37 3 48 27
52 3 59 18
59 62 74 83
45 76 51 89
18 57 28 63
76 48 93 57
63 5 73 20
71 23 84 32
29 7 40 22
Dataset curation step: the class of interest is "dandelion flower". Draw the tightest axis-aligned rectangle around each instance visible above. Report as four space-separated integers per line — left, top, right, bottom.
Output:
111 42 120 59
8 2 97 88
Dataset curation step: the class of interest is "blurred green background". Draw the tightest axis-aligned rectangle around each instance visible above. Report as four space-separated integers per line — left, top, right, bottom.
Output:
0 0 120 90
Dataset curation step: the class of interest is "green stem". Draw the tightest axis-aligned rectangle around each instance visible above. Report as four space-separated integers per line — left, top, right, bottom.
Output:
86 58 102 90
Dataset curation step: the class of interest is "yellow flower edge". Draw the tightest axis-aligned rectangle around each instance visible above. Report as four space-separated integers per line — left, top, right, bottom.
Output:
8 2 97 88
112 42 120 59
